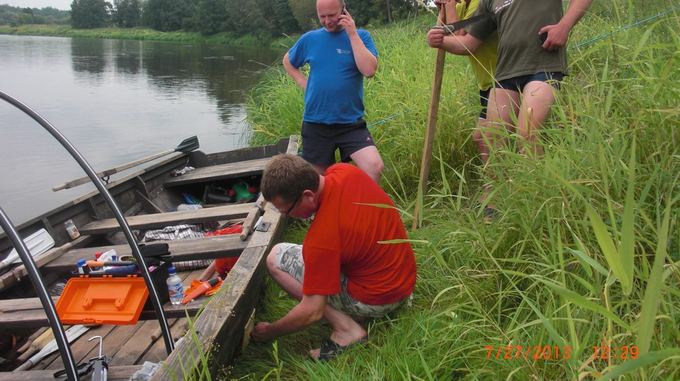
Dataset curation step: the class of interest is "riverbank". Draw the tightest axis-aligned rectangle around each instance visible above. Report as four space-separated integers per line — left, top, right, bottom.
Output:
237 1 680 380
0 24 291 49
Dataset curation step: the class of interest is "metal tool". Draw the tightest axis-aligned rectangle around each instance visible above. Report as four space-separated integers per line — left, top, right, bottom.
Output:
88 336 108 381
53 335 109 380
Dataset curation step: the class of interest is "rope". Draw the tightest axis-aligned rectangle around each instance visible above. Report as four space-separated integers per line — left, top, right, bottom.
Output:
573 4 680 49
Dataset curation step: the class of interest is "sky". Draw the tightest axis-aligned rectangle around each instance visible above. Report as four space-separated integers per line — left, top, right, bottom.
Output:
1 1 72 11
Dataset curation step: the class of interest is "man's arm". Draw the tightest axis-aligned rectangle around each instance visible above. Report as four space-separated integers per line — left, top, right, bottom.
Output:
282 52 308 90
339 10 378 77
539 0 593 50
427 28 483 55
251 294 326 341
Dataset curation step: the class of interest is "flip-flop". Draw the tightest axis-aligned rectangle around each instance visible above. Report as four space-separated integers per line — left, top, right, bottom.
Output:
483 207 499 223
316 336 368 361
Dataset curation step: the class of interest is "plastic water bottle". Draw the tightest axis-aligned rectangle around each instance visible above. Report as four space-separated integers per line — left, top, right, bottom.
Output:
166 266 184 305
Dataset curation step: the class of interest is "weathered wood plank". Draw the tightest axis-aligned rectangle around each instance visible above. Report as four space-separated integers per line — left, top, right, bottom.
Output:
0 365 141 380
163 158 269 187
150 208 286 380
79 203 254 235
44 235 247 272
0 235 93 291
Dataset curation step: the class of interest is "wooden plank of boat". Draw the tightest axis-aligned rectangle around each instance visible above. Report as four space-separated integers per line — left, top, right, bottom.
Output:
0 295 204 329
163 157 270 187
0 365 142 380
150 203 285 380
44 235 247 272
78 202 254 235
0 235 93 291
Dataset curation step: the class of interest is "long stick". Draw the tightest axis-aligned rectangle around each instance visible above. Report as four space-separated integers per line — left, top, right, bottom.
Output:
412 5 447 230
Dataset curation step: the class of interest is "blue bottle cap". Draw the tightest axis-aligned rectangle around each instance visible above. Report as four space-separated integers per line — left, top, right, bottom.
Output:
76 259 86 266
168 266 177 274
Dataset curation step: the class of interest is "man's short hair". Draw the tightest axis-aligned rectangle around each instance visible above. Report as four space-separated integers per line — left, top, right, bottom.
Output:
261 154 320 203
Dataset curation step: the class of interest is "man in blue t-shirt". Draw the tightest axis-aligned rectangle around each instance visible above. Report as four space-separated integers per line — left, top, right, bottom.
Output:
283 0 383 182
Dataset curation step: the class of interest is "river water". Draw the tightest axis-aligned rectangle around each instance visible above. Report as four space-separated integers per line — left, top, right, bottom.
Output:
0 35 281 226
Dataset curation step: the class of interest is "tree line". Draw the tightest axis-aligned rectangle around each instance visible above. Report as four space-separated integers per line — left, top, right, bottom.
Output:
0 5 69 26
69 0 421 35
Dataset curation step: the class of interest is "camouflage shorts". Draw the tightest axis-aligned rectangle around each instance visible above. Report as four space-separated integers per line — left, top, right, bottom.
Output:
273 243 408 318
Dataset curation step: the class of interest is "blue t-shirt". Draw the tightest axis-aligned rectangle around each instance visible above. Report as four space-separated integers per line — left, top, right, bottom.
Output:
288 28 378 124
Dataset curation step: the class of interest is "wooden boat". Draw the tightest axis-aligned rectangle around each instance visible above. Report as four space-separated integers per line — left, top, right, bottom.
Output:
0 136 298 380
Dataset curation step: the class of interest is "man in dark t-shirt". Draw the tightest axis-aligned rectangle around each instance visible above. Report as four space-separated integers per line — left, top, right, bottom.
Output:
427 0 592 214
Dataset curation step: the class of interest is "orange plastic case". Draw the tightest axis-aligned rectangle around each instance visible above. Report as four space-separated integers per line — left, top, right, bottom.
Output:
56 276 149 325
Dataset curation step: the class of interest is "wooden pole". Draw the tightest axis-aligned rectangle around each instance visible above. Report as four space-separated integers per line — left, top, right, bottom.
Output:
412 5 447 230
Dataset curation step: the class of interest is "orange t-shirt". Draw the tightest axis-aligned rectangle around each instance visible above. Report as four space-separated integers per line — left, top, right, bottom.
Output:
302 164 416 305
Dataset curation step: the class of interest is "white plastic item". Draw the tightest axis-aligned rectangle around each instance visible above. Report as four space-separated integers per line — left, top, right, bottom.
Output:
166 266 184 305
0 228 55 271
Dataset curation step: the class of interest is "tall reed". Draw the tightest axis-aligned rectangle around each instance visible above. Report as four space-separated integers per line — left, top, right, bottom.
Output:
238 1 679 379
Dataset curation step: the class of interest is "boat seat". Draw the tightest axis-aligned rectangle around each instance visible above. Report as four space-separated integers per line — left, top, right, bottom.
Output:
0 296 204 330
163 158 269 187
79 203 255 235
44 235 247 272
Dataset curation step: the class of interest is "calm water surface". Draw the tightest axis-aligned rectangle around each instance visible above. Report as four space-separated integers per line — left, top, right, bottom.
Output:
0 35 281 225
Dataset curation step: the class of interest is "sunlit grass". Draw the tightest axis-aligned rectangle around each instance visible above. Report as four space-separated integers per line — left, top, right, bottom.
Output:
236 1 680 379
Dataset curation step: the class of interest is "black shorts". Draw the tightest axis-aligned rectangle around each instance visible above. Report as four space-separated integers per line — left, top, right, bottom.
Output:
496 72 565 92
479 89 490 119
301 119 375 167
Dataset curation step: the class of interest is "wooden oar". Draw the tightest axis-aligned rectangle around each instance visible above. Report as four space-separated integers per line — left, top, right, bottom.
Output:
412 5 447 230
52 136 200 191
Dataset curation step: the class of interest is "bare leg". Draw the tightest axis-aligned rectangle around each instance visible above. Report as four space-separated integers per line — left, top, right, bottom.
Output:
479 88 520 208
349 146 384 183
517 81 556 157
265 245 367 358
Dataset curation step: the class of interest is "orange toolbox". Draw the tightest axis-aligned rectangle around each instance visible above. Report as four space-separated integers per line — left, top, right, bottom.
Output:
55 276 149 325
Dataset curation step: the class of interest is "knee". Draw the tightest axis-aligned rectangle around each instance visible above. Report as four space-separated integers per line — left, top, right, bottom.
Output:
361 155 384 179
266 244 283 273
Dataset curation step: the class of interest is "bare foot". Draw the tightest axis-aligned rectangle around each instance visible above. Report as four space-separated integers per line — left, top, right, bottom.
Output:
309 328 367 360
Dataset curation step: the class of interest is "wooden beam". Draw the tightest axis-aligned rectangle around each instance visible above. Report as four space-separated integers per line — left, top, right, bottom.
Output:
163 158 269 187
0 296 203 330
0 235 93 291
79 203 254 235
44 235 247 272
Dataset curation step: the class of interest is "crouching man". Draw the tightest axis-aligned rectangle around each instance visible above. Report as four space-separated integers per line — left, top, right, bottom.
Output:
251 154 416 360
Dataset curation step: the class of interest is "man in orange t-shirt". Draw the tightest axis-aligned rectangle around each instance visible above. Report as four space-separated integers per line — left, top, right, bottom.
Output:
251 154 416 360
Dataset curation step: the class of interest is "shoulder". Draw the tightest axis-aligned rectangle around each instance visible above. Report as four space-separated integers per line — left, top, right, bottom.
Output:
300 28 327 40
356 29 373 39
327 163 360 176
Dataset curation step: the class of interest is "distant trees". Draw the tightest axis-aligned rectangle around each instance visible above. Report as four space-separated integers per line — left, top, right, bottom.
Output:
0 5 69 25
113 0 141 28
71 0 109 28
1 0 422 38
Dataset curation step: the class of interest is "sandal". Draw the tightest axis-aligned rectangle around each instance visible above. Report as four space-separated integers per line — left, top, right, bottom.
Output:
316 336 368 361
483 206 499 223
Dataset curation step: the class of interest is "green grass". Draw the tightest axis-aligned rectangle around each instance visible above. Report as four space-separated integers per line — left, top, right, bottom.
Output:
235 1 680 380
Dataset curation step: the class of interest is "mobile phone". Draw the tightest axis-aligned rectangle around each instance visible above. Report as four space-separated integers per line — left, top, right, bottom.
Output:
342 7 348 15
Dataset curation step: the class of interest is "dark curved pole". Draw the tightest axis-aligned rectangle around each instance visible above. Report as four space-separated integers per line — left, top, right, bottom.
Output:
0 90 174 354
0 208 79 380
